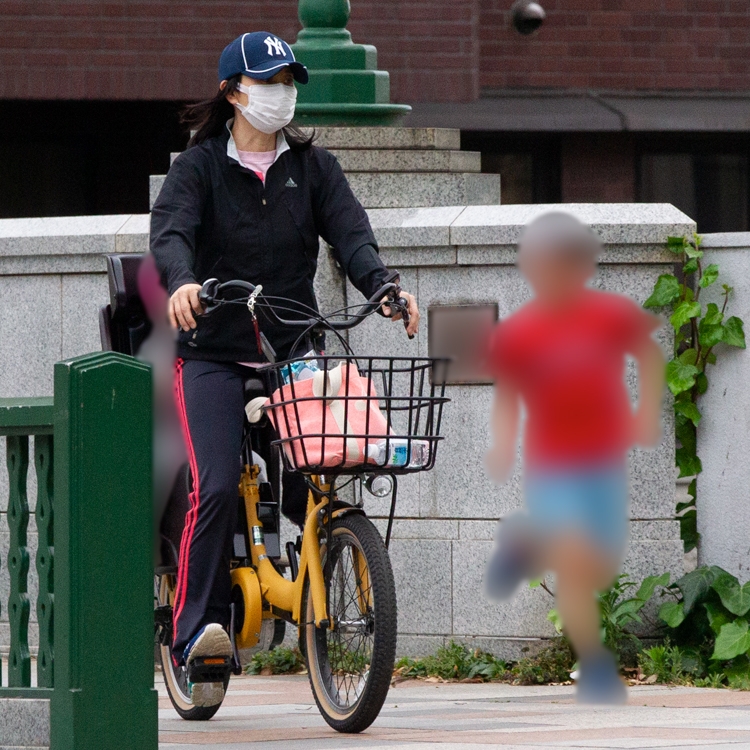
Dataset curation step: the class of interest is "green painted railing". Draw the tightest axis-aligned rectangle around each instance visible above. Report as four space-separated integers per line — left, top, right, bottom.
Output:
0 397 54 696
0 352 157 750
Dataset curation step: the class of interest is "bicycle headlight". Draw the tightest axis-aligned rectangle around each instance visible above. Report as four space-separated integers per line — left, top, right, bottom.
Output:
364 474 393 498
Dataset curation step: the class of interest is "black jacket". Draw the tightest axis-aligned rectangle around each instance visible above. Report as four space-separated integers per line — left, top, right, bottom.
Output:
150 128 390 362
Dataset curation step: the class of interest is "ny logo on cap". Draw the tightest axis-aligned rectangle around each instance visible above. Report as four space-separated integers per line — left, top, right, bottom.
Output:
264 36 285 56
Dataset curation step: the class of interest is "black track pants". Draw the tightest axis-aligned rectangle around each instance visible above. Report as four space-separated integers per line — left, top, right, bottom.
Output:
171 358 306 662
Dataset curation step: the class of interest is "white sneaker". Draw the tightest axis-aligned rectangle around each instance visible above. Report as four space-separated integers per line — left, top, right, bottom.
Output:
184 623 233 707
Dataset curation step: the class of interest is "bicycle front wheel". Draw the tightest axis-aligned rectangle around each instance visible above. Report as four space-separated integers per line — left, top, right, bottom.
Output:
303 513 397 733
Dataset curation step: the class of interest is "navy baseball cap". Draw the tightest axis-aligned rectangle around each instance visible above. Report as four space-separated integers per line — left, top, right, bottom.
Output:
218 32 309 84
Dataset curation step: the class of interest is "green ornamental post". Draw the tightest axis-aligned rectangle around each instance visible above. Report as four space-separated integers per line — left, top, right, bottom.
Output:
50 352 157 750
292 0 411 125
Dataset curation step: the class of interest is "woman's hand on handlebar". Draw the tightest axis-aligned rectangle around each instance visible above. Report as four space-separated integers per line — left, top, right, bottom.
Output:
382 290 419 337
169 283 204 331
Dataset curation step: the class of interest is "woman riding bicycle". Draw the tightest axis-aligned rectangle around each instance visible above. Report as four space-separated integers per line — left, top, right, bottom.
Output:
150 31 419 707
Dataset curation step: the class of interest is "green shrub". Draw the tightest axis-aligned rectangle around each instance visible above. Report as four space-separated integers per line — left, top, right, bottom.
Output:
396 639 575 685
627 565 750 689
395 641 507 681
541 573 671 668
638 642 702 685
655 566 750 677
247 646 305 675
510 638 575 685
598 573 669 663
694 672 725 689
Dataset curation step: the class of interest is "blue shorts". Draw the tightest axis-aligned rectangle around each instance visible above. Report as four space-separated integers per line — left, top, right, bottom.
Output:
524 463 629 559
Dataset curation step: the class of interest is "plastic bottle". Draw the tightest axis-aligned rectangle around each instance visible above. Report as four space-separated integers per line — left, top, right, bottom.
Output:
280 350 320 384
365 439 429 468
408 440 430 468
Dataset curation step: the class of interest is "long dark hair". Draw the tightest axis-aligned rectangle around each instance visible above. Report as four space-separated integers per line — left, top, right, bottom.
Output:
181 74 315 150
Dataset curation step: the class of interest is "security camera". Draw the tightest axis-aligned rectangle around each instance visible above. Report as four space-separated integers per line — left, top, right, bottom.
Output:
511 0 546 35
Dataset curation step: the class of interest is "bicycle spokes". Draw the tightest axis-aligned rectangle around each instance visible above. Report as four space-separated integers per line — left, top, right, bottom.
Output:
325 539 375 708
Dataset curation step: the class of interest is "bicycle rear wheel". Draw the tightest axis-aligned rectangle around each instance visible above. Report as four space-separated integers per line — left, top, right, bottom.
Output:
156 574 229 721
303 513 397 733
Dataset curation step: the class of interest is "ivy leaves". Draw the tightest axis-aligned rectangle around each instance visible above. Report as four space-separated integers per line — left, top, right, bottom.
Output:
669 300 701 330
644 280 745 375
723 316 746 348
644 235 746 552
666 350 699 396
713 620 750 661
645 274 680 308
699 264 719 288
654 566 750 663
712 572 750 617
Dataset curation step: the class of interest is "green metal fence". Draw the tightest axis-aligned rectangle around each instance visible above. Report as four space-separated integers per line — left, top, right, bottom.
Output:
0 395 54 696
0 352 157 750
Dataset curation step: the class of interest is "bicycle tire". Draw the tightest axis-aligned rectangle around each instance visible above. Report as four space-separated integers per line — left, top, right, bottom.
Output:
303 513 397 733
156 574 229 721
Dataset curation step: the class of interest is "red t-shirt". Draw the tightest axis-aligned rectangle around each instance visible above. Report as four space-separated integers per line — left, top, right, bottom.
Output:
488 288 659 469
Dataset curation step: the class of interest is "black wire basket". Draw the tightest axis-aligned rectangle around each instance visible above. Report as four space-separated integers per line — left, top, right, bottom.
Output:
259 355 450 475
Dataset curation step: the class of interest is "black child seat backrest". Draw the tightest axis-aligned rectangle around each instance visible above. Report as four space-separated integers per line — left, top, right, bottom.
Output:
99 254 151 356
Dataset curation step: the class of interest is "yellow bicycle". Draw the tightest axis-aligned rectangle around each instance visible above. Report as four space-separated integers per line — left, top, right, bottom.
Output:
156 278 448 732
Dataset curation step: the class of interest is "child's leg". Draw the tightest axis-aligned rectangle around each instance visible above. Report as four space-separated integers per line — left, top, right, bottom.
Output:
484 511 543 602
543 533 618 657
543 532 626 704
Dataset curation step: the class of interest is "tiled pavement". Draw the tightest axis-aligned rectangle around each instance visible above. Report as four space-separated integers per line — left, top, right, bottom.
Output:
158 672 750 749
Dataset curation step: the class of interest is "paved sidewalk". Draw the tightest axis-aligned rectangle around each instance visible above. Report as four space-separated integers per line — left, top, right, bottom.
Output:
158 672 750 749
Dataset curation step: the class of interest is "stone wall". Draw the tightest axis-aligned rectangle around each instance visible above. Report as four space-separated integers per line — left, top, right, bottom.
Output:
0 202 690 658
697 234 750 580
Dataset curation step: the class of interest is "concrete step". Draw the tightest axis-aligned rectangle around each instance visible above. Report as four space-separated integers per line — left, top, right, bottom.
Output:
311 126 461 151
151 171 500 210
345 172 500 209
169 148 481 173
329 149 481 173
0 698 49 749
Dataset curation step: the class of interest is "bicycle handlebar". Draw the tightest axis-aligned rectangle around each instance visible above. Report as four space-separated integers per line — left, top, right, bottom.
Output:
199 276 414 338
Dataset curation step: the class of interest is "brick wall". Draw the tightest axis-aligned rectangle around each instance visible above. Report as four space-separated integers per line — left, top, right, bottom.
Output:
0 1 300 100
0 0 478 103
480 0 750 92
0 1 747 103
348 0 480 102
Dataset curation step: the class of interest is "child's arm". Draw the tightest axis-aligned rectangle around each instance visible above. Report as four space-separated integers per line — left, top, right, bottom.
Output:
632 332 666 449
485 381 520 483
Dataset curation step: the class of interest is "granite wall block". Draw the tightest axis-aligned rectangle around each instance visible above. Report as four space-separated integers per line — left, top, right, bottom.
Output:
697 237 750 578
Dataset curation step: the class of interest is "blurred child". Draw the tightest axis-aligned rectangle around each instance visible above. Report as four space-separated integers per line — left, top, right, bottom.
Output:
137 254 187 565
484 211 665 704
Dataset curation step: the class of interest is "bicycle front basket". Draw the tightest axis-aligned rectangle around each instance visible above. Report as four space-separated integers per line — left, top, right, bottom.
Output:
260 355 449 475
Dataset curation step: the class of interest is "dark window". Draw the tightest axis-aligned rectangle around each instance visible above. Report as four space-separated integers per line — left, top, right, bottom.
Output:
637 135 750 234
0 101 189 218
461 132 561 204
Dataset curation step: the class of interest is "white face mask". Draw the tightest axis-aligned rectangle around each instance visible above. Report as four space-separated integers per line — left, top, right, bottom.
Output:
235 82 297 135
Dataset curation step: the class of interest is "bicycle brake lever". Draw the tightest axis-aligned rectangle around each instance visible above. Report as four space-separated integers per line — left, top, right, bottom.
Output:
386 292 414 340
398 297 415 340
199 278 221 312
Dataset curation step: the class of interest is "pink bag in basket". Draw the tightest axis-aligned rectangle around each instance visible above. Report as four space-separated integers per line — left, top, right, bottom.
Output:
263 363 389 469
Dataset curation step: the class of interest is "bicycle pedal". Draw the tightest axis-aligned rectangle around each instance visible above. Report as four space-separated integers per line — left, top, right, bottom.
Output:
187 656 232 683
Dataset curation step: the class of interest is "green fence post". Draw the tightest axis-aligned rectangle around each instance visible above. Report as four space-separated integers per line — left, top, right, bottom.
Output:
50 352 156 750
